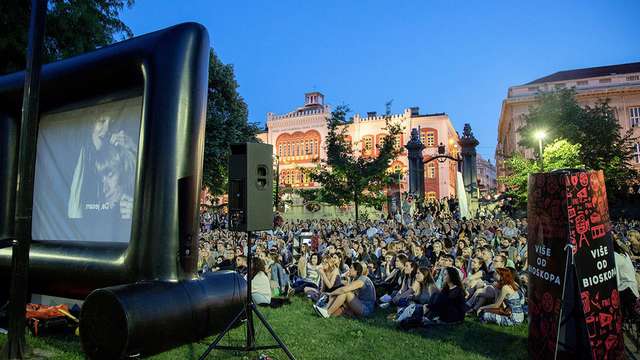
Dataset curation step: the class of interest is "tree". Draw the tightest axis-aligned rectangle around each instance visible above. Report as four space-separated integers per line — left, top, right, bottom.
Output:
543 139 584 171
203 49 260 195
0 0 134 75
309 103 403 222
518 89 638 200
501 139 584 206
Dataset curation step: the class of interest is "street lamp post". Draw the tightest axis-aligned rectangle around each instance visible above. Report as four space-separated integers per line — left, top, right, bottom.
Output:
535 130 546 172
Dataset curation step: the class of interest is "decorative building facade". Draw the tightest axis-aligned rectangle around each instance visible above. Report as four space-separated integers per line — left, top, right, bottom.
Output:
476 154 497 193
496 62 640 190
257 92 460 200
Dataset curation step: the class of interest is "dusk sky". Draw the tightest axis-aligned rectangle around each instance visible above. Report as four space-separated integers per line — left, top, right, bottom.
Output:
121 1 640 162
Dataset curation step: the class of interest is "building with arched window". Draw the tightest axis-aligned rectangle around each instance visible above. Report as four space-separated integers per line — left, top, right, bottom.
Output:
257 92 460 199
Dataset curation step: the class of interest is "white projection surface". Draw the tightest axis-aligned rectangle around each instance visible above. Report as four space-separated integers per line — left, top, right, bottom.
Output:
32 96 142 242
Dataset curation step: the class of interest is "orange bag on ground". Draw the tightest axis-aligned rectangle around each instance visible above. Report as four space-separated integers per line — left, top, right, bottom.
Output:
25 304 71 337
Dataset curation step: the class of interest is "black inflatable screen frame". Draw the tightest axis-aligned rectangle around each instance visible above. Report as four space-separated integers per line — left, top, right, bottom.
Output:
0 22 209 298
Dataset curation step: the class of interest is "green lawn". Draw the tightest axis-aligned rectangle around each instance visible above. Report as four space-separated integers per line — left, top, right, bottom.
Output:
0 297 528 359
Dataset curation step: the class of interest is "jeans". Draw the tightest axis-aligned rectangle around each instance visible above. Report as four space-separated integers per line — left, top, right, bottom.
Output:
271 263 290 292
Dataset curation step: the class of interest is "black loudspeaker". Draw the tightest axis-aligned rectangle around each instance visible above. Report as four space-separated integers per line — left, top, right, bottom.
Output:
228 143 273 231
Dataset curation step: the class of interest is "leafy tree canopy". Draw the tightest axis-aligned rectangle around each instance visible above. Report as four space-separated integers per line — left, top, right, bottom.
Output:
0 0 134 75
203 49 260 195
501 139 584 206
309 103 403 222
517 88 637 199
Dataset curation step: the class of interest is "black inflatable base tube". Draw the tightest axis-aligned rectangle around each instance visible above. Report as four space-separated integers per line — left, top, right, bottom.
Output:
80 271 246 359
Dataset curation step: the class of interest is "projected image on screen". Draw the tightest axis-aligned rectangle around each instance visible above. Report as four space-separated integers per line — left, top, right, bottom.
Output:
32 96 142 242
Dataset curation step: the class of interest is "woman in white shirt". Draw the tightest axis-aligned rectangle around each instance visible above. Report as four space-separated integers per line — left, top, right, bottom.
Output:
614 241 639 319
251 257 272 305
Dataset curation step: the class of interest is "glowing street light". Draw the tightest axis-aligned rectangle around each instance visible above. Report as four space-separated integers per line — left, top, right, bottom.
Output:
534 130 546 171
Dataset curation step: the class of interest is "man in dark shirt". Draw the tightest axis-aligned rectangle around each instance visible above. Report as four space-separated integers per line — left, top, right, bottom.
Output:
217 249 236 271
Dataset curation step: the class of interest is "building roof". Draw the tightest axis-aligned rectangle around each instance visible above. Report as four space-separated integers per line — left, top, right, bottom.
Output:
525 61 640 85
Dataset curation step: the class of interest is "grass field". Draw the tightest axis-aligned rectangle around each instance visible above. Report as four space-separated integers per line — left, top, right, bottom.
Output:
0 296 528 360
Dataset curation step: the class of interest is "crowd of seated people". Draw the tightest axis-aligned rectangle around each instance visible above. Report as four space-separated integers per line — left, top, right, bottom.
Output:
197 196 640 328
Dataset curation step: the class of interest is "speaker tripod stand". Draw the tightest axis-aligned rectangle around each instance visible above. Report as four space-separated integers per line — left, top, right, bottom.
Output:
199 231 296 360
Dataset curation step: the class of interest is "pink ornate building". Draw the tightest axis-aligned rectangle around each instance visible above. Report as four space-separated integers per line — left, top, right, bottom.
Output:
257 92 460 200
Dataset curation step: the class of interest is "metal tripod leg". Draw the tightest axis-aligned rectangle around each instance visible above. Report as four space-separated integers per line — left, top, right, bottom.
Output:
199 230 295 360
250 303 296 360
198 307 246 360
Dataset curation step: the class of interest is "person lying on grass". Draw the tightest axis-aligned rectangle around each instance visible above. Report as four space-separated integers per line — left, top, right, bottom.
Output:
313 262 376 318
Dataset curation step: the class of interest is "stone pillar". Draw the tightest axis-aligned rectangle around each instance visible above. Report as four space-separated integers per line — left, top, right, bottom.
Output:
459 124 479 215
405 128 425 198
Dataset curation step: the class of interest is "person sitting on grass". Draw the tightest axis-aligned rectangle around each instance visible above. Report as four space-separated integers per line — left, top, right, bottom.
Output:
463 256 488 297
434 254 461 288
412 244 431 268
466 254 507 313
455 256 467 279
414 267 440 305
305 253 343 301
477 267 524 326
269 251 290 297
421 267 465 325
392 260 418 306
293 252 321 293
378 253 408 305
613 240 640 320
627 229 640 262
251 257 272 306
313 262 376 318
392 266 441 324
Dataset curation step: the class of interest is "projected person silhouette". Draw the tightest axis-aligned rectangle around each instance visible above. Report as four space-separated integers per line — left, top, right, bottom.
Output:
68 114 136 230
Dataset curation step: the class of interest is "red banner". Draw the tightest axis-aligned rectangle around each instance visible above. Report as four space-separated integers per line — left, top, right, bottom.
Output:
527 173 569 359
527 170 624 360
566 171 624 360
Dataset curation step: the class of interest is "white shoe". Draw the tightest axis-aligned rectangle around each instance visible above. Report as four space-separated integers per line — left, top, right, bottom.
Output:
313 305 330 318
379 294 392 303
